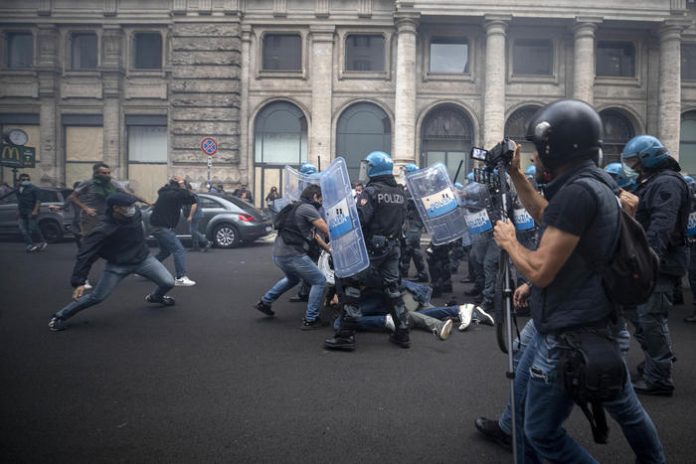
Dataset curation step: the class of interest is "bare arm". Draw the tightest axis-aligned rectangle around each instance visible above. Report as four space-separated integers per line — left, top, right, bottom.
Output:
68 190 96 216
188 203 198 222
494 219 580 288
508 145 548 223
311 217 329 236
314 233 331 253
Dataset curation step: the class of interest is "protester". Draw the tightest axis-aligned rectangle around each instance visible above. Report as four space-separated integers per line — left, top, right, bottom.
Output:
1 173 47 252
185 182 211 252
621 135 690 397
265 186 280 210
232 183 253 203
150 176 197 287
47 193 175 331
490 100 665 462
254 183 330 329
69 162 148 237
324 151 411 351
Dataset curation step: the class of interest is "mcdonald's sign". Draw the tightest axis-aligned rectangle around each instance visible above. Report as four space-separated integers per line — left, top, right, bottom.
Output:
0 143 35 168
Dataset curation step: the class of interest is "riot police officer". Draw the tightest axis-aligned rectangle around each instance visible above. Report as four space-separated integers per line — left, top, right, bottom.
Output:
399 163 428 282
324 151 410 351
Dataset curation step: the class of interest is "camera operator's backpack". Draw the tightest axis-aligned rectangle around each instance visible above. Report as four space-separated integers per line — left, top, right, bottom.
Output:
574 175 658 306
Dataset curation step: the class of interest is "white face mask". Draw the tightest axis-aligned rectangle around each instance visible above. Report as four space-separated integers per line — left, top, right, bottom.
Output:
122 206 137 217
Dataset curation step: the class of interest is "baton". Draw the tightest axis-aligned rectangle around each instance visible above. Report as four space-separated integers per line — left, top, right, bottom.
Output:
453 159 464 184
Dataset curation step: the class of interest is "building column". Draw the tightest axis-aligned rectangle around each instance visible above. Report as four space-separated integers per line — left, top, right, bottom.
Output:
36 24 59 185
240 25 252 184
573 19 601 105
393 13 419 164
483 16 510 149
101 25 123 176
658 22 684 158
309 25 335 168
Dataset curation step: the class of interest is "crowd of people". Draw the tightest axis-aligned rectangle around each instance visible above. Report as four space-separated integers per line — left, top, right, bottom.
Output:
8 96 696 462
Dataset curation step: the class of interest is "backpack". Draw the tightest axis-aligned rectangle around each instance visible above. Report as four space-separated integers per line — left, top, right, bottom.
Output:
574 176 659 306
273 201 310 249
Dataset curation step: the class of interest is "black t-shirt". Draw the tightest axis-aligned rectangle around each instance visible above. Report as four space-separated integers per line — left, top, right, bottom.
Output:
542 183 597 237
150 185 196 228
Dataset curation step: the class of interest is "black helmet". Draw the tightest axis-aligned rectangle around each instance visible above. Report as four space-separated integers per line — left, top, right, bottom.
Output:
525 99 603 170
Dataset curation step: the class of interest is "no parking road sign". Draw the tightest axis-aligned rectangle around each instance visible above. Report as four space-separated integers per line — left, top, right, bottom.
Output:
200 137 218 156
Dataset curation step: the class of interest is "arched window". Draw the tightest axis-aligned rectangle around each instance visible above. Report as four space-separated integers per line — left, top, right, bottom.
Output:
253 101 308 208
505 105 541 170
420 105 474 180
680 111 696 175
600 109 635 165
336 102 391 180
254 101 307 165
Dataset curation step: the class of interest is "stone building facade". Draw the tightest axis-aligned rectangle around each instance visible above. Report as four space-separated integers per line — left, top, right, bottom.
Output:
1 0 696 206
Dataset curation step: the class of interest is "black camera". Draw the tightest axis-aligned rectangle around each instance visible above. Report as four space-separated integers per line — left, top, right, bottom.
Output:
470 137 516 169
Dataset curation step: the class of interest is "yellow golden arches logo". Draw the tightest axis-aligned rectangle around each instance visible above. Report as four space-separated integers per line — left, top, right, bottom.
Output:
1 145 21 162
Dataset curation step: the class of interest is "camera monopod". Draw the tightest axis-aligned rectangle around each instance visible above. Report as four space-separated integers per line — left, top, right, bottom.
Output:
470 145 519 463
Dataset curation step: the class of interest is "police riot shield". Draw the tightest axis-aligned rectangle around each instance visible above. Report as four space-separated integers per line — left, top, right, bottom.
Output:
320 157 370 278
273 165 321 212
461 181 494 237
405 163 468 246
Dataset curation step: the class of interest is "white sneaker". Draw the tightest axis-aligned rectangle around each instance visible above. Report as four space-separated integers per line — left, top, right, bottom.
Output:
83 280 93 290
175 276 196 287
385 314 396 332
458 304 475 331
473 306 495 326
435 319 453 341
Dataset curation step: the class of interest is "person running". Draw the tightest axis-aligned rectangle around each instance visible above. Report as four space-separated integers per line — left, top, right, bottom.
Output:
48 193 176 332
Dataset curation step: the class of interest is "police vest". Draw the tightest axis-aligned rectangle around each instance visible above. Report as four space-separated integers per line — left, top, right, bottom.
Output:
364 180 406 238
531 168 618 334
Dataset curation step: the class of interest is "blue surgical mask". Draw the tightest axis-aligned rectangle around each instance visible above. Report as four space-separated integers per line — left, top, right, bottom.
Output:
123 206 137 217
20 180 30 186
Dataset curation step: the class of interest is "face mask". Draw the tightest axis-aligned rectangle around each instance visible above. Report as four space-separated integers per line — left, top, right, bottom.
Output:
122 206 137 217
95 174 111 183
20 180 30 186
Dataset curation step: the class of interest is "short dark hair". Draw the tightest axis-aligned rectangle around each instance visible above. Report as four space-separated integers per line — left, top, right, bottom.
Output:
19 173 30 180
93 162 110 173
300 183 322 201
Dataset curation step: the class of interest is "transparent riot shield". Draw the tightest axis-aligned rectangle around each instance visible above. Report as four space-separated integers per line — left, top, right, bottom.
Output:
274 165 321 212
405 163 467 245
461 181 494 236
320 157 370 278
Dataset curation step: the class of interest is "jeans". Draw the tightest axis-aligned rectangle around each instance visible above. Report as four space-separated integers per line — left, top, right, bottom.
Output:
190 215 208 249
521 332 665 464
262 254 327 321
471 234 499 307
18 214 45 246
152 226 188 279
54 256 175 321
625 276 675 388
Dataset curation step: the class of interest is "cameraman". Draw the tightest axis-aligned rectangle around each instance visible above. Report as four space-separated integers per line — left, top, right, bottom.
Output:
493 100 664 462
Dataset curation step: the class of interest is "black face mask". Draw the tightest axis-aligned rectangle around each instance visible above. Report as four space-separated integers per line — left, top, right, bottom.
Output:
95 174 112 183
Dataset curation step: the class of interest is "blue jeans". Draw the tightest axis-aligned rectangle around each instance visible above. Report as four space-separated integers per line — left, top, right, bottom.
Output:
625 276 675 388
522 332 665 464
54 256 175 321
152 227 188 279
190 215 208 249
262 254 327 321
19 213 45 246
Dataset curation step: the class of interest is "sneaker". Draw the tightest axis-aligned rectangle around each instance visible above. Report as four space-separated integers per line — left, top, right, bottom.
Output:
145 294 176 306
48 316 65 332
473 306 495 326
300 318 324 330
633 379 674 397
435 319 453 341
203 241 212 252
174 276 196 287
385 314 396 332
389 329 411 348
83 280 93 290
684 313 696 323
324 334 356 351
475 417 512 452
254 299 275 317
37 242 48 251
458 304 475 331
26 244 38 253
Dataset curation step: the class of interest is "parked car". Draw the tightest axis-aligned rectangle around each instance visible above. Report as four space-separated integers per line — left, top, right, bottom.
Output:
141 193 273 248
0 187 75 243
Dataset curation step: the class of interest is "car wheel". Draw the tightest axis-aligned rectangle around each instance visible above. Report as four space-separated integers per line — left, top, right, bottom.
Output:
213 223 241 248
39 220 63 243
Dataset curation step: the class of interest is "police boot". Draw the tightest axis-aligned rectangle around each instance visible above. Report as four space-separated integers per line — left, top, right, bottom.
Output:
389 328 410 349
324 330 356 351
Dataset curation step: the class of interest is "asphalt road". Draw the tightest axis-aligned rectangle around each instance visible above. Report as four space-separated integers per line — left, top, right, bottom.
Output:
1 238 696 463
